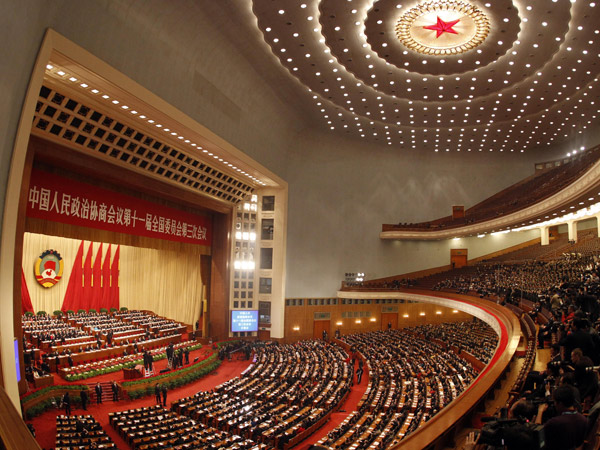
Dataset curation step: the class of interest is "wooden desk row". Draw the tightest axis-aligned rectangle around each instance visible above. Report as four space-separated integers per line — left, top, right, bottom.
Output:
52 333 182 372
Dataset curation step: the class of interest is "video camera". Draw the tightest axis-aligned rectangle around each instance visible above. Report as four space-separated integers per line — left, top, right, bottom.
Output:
478 418 545 449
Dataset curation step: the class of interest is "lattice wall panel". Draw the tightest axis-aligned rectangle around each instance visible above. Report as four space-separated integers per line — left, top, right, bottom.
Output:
32 84 254 204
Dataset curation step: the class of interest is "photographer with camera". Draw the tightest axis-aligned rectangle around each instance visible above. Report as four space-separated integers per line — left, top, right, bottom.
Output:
535 384 588 450
566 348 599 411
463 399 541 450
560 316 597 363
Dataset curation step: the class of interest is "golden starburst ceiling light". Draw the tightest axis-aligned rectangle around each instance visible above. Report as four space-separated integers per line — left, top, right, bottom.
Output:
395 0 491 55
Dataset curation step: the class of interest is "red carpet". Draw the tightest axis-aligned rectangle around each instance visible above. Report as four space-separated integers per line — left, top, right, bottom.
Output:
292 366 369 450
28 355 252 450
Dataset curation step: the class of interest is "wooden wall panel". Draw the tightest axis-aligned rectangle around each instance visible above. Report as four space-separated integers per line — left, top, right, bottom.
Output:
258 329 270 340
450 248 468 269
380 312 398 330
207 212 232 340
313 320 331 339
284 301 471 342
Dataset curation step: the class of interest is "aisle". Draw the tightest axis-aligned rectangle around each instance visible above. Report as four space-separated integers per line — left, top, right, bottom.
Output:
29 356 252 450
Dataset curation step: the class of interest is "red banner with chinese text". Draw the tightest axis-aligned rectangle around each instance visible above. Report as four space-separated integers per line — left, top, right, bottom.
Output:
27 169 211 246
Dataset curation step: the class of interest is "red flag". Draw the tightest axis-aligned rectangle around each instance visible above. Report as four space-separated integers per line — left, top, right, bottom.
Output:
110 245 120 310
100 244 112 310
81 242 94 311
21 268 34 314
61 241 84 312
90 243 103 311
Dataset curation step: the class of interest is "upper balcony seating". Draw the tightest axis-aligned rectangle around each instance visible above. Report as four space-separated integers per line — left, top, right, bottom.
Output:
383 145 600 233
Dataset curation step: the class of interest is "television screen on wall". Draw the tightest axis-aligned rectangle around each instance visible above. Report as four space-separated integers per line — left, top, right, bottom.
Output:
231 310 259 332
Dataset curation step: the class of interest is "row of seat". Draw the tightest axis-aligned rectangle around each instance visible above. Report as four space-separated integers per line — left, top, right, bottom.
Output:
55 414 116 450
405 320 499 363
317 327 486 449
109 404 269 450
172 340 351 448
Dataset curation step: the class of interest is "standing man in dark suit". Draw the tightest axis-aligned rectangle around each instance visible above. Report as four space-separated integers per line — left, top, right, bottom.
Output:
148 350 154 372
95 382 103 404
155 384 162 405
111 381 119 402
62 392 71 416
161 384 167 407
166 343 174 369
143 350 150 372
356 365 364 384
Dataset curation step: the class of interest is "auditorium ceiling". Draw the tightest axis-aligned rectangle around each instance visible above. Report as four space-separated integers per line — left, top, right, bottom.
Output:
215 0 600 156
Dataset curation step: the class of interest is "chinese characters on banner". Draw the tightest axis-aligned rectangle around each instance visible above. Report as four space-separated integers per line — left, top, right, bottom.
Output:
27 169 211 247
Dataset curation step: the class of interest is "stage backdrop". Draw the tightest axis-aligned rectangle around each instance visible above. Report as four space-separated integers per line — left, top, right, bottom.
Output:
22 233 203 325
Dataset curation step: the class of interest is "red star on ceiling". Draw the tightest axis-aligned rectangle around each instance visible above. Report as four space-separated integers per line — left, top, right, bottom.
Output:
423 16 460 38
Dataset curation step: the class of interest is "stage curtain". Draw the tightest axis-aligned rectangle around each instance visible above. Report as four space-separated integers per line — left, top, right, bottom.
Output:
110 245 120 311
61 240 84 313
119 246 203 325
21 268 34 314
100 244 112 310
90 243 103 311
82 242 93 311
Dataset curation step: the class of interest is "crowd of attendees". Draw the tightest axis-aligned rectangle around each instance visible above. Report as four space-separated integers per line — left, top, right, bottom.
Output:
465 307 600 450
426 256 600 449
110 404 268 449
27 319 499 449
405 319 498 363
54 415 115 449
316 325 488 449
172 340 351 449
23 315 90 347
21 310 187 382
433 255 600 319
25 249 600 449
343 278 417 290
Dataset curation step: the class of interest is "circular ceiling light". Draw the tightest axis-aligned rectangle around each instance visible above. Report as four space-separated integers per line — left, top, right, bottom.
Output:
395 0 490 55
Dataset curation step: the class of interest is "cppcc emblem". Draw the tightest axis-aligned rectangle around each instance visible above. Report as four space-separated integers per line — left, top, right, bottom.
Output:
34 249 64 288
